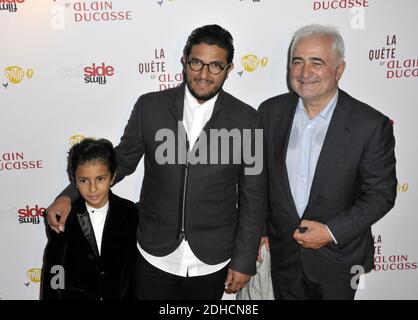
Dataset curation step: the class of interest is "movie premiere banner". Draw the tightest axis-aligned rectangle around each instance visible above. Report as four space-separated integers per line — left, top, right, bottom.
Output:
0 0 416 300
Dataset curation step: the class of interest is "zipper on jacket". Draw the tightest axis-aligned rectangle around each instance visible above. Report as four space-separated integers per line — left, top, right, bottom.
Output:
179 160 189 241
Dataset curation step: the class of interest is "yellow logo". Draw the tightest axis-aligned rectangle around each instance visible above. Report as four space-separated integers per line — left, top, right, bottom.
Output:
4 66 34 84
69 135 85 146
26 268 42 283
397 183 409 193
241 55 268 72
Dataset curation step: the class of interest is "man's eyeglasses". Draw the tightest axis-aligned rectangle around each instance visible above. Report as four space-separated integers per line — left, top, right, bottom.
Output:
187 58 230 75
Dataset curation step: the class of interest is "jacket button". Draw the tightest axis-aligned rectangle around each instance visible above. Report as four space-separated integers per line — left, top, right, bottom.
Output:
99 271 107 277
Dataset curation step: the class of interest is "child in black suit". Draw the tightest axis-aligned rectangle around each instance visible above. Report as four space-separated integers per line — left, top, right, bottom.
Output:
41 138 138 300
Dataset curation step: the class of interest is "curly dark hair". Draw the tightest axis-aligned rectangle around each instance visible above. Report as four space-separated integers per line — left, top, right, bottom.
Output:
66 138 117 183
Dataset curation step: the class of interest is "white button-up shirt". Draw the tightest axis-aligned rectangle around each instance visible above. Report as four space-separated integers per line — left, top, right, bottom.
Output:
286 92 339 242
86 202 109 255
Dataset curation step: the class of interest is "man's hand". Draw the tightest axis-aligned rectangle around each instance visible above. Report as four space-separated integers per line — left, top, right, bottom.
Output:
46 195 72 233
257 237 269 262
293 219 333 249
224 268 251 294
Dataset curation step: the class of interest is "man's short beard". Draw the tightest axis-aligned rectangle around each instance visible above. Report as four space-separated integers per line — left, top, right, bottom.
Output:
184 73 226 102
187 83 220 101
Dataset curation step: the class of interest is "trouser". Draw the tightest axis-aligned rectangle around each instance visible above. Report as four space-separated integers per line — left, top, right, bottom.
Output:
134 250 229 300
272 266 356 300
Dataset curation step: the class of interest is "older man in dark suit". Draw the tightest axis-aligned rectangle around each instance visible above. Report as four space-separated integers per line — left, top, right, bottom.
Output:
258 24 397 300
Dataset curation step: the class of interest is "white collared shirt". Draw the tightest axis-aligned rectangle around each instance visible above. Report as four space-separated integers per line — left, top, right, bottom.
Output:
182 85 218 149
86 202 109 255
286 91 339 243
137 86 230 277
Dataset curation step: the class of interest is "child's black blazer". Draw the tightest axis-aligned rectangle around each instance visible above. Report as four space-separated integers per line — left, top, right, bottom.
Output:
41 191 138 300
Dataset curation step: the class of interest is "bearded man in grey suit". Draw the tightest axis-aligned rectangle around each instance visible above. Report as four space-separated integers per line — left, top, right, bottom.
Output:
46 24 267 300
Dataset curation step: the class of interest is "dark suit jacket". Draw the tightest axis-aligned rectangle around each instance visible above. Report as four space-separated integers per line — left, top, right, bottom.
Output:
258 89 397 284
62 84 267 275
41 192 138 300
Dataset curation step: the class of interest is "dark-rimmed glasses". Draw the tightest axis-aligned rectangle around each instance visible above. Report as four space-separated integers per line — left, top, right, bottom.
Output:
187 58 230 75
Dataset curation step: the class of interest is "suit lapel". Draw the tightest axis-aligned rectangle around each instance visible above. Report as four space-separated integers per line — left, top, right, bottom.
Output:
166 83 189 159
100 192 117 258
76 203 100 262
205 89 226 127
167 83 185 122
268 94 299 219
277 94 300 220
304 90 352 213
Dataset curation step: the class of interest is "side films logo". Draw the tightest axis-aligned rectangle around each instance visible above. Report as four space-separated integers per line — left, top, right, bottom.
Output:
237 54 268 77
369 34 418 79
63 1 133 23
25 268 42 287
0 0 25 13
2 66 34 89
138 49 183 91
374 234 417 272
83 62 115 84
18 205 46 224
0 152 43 171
